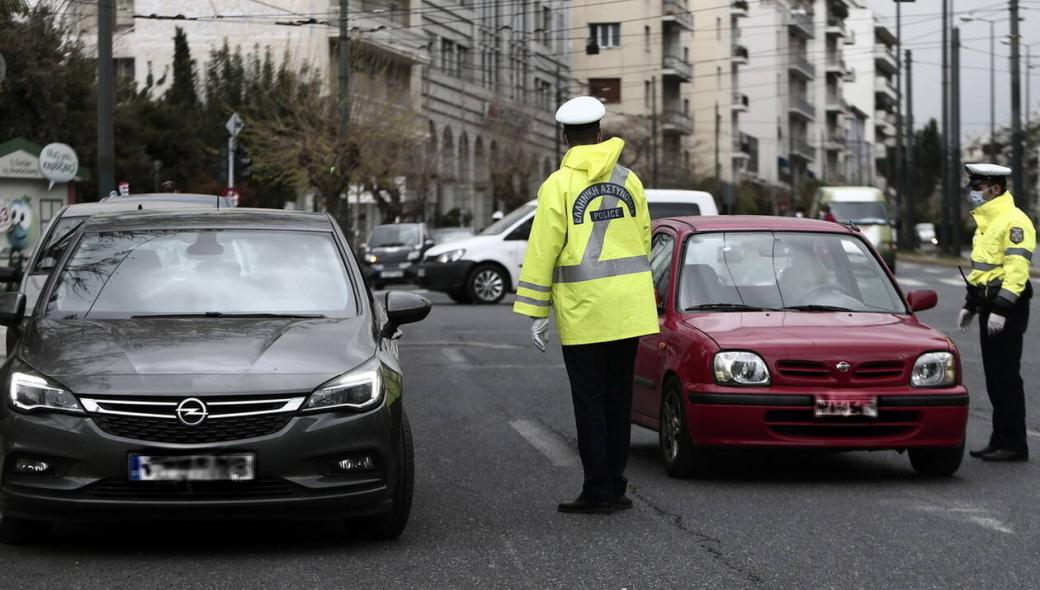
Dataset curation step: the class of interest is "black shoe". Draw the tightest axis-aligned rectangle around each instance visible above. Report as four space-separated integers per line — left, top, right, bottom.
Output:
980 449 1029 462
557 496 614 514
969 445 999 458
613 495 633 510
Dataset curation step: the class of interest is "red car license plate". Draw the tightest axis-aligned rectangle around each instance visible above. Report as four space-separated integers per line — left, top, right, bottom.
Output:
814 398 878 418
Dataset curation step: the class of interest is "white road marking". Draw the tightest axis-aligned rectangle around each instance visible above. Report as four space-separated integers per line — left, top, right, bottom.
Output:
442 347 467 364
898 278 928 288
509 419 579 467
911 504 1015 535
1029 429 1040 440
967 516 1015 535
939 278 965 287
923 267 946 275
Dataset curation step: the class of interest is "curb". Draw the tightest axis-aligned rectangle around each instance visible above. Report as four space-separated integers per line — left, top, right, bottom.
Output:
898 252 1040 278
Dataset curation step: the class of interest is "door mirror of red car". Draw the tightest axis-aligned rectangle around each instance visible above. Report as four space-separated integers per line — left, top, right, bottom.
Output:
906 290 938 312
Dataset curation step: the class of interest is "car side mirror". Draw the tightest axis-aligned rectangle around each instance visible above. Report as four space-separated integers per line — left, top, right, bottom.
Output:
906 290 937 313
0 266 22 283
423 238 435 249
0 292 26 327
381 291 432 339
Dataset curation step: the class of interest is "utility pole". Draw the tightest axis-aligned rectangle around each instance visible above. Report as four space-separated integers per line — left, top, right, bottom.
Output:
651 76 659 187
904 50 914 249
338 0 353 236
97 0 115 199
554 59 562 166
940 0 950 252
991 19 996 162
1025 44 1031 206
1011 0 1024 199
895 0 905 248
951 27 962 256
714 102 720 204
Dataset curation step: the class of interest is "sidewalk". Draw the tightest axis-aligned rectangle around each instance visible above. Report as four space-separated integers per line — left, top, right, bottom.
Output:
898 251 1040 278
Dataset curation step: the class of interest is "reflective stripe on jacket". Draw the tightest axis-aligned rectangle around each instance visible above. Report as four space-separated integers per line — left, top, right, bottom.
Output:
512 137 659 346
966 191 1036 314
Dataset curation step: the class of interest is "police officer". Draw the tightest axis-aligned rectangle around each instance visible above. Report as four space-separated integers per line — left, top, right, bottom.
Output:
513 96 659 514
958 163 1035 462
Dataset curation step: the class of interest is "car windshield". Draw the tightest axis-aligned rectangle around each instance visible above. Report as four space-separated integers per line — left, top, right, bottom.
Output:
368 225 420 248
31 215 86 272
648 202 701 219
829 201 888 224
46 229 356 319
679 231 905 313
480 205 535 236
432 228 474 243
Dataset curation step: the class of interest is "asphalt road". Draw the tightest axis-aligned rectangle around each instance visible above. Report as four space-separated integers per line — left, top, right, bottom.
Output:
3 258 1039 589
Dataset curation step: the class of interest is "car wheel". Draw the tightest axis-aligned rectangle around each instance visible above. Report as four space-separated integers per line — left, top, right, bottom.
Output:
659 378 711 479
352 410 414 540
467 263 506 304
0 517 52 545
908 441 964 477
448 290 471 304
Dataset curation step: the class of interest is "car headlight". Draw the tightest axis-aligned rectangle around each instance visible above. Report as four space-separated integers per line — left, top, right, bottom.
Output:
303 358 383 412
911 352 956 387
8 371 83 414
364 254 378 264
435 249 465 264
713 351 770 386
407 250 421 261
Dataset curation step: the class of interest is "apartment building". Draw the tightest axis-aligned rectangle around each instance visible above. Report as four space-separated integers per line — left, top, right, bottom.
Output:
810 0 853 183
66 0 566 230
568 0 696 188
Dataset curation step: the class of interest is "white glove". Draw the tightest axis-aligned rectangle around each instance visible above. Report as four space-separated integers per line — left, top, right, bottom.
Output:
957 308 975 332
531 317 550 352
987 313 1006 335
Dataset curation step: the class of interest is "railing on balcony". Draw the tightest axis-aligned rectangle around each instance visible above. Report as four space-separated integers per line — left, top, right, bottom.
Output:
873 45 897 71
790 53 815 78
788 10 814 37
732 45 749 61
663 0 693 29
826 17 846 36
825 53 846 73
791 137 815 160
874 77 898 100
661 109 693 134
663 54 693 79
790 95 815 119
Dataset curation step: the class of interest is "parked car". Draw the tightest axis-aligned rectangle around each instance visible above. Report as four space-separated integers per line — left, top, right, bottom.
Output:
0 208 430 543
100 192 238 208
813 186 898 272
633 215 967 478
420 190 718 304
915 222 938 252
360 222 433 290
430 227 476 246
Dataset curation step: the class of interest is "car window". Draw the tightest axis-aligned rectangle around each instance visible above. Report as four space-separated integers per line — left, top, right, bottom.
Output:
46 229 356 319
829 201 888 224
649 233 675 304
368 225 420 247
505 218 533 241
679 231 904 313
480 205 535 236
648 202 700 219
31 216 85 273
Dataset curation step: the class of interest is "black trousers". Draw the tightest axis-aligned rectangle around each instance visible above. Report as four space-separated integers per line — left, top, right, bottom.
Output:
560 337 639 503
978 287 1031 454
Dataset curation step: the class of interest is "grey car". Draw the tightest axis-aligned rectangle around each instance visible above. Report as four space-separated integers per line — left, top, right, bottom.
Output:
0 208 430 544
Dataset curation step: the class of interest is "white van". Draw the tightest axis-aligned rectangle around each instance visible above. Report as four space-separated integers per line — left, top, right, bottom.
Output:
419 190 718 303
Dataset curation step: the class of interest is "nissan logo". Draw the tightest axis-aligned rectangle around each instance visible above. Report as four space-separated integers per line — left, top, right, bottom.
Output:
175 398 209 426
836 361 851 373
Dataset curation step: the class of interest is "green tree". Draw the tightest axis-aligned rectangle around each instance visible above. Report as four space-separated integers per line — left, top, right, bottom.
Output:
910 118 942 225
167 27 198 109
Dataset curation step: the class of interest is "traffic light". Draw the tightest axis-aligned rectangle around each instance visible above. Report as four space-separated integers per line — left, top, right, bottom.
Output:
237 148 253 182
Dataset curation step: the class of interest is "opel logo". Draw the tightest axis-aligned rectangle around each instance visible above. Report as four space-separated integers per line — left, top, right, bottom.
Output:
175 398 209 426
836 361 851 373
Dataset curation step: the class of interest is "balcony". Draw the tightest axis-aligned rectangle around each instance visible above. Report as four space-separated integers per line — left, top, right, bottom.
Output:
732 133 751 159
874 76 898 106
789 53 815 80
826 17 846 37
825 93 846 112
843 28 856 45
825 128 847 150
662 54 693 81
825 53 847 76
732 44 749 65
874 45 897 74
875 110 896 137
788 95 816 121
663 0 693 30
788 10 814 38
731 92 749 112
328 4 429 64
732 0 749 18
661 109 693 135
791 137 815 161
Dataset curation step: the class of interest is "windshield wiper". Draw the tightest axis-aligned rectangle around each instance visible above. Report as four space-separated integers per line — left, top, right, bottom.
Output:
131 312 326 319
684 303 776 312
782 305 855 312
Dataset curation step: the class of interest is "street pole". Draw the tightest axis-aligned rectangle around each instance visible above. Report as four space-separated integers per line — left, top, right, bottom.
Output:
951 26 962 256
228 137 236 189
991 20 996 162
651 76 659 187
97 0 115 199
904 50 914 249
895 0 906 248
714 102 720 204
554 59 562 167
1011 0 1024 199
338 0 353 236
940 0 950 253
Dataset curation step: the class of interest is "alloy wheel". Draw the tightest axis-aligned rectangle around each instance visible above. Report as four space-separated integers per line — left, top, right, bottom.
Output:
473 269 504 302
662 394 682 463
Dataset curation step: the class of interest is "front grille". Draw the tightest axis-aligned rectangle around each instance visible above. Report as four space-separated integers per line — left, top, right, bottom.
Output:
776 360 830 379
93 413 292 444
775 359 907 386
83 477 299 500
765 408 920 439
853 360 905 380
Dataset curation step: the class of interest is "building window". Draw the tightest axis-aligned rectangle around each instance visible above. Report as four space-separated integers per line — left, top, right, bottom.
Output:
683 98 689 114
40 199 64 223
590 23 620 49
543 6 552 46
683 47 689 62
535 78 553 109
457 45 469 79
589 78 621 103
644 26 651 52
440 39 455 73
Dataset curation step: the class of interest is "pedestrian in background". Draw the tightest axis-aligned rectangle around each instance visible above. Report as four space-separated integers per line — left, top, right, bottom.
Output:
513 96 658 514
820 205 837 222
958 163 1035 462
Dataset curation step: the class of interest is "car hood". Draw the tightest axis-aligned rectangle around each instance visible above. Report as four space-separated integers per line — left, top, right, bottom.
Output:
683 311 950 357
19 317 376 396
425 235 499 257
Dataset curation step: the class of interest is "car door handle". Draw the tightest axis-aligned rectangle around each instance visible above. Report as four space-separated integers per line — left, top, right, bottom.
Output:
658 342 666 351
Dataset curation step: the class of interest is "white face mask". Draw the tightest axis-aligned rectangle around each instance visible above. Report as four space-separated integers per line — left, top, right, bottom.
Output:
968 190 986 208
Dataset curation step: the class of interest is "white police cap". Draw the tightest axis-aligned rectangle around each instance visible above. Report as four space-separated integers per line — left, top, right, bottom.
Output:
555 96 606 125
965 163 1012 178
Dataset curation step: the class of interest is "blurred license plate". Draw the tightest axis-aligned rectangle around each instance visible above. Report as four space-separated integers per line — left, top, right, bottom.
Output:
814 398 878 418
381 270 404 278
129 454 254 481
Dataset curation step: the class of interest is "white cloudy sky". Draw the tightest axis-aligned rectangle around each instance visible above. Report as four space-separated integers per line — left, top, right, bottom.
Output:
866 0 1038 142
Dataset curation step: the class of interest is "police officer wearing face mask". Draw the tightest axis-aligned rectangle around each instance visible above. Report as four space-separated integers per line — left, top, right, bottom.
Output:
958 163 1036 462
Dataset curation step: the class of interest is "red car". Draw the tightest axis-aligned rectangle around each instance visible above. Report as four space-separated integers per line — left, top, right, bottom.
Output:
633 216 968 478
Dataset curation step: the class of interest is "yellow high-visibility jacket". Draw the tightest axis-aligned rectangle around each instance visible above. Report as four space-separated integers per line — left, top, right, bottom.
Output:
512 137 659 345
966 191 1036 314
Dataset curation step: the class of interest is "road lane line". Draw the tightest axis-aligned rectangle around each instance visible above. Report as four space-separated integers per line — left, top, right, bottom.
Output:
442 347 467 364
967 516 1015 535
939 278 964 287
923 267 945 275
898 278 928 288
509 419 579 467
911 504 1015 535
